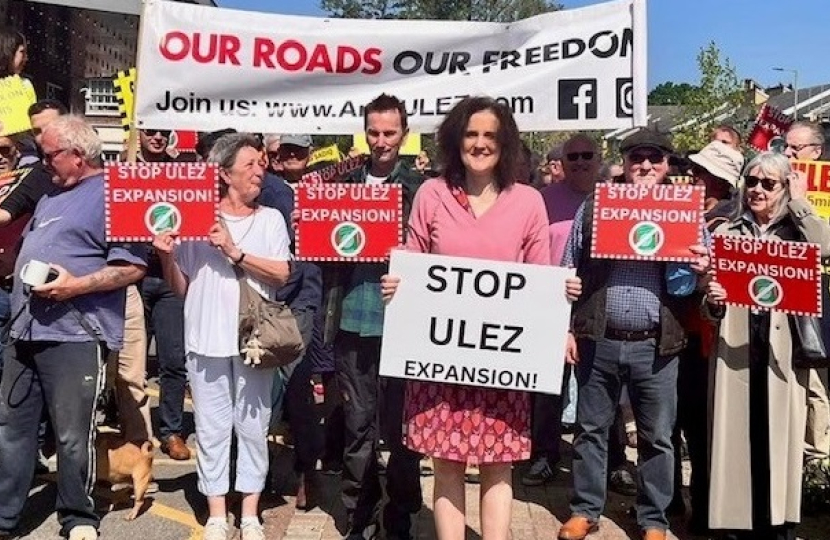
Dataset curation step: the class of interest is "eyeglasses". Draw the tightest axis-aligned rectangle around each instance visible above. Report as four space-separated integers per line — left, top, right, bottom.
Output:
783 142 820 154
43 148 69 163
566 151 595 162
143 129 171 138
628 149 665 164
744 175 779 191
0 145 14 158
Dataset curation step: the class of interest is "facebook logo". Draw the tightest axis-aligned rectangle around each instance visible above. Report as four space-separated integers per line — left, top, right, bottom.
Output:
558 79 598 120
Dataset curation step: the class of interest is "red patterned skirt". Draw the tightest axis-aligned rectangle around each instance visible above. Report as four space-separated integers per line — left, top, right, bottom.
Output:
402 380 531 464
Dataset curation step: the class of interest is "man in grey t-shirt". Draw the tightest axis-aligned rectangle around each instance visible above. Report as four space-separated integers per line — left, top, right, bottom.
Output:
0 116 146 540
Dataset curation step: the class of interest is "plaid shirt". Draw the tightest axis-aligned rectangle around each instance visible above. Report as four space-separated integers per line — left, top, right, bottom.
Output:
339 263 387 337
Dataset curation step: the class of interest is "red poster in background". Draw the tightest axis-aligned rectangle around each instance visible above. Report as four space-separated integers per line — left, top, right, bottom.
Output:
295 183 402 262
169 130 198 154
301 155 367 184
105 162 219 242
591 183 704 262
747 104 792 152
712 235 821 316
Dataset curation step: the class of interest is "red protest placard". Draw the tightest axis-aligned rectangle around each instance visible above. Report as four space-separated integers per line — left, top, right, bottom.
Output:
712 235 822 316
295 183 402 262
792 160 830 221
170 130 199 154
590 183 704 262
301 155 367 184
747 104 792 152
105 162 219 242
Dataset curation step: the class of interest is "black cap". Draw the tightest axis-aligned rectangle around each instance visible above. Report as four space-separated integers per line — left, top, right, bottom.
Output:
196 128 237 159
619 129 674 154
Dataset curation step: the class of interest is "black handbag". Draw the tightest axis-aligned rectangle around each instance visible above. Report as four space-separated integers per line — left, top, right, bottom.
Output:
790 313 829 369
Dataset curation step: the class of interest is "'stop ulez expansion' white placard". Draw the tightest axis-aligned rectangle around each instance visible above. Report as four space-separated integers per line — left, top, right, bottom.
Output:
135 0 647 134
380 251 575 395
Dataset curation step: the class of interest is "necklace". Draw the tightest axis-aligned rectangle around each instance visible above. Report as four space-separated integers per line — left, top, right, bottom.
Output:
222 210 257 246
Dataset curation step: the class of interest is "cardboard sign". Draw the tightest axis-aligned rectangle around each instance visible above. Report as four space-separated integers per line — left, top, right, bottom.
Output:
792 160 830 221
747 104 792 152
591 183 705 262
712 235 822 316
0 76 36 136
301 155 367 184
295 183 402 261
105 162 219 242
380 251 574 394
135 0 647 134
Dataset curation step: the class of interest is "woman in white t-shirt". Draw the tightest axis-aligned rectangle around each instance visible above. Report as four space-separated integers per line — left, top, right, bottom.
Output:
154 133 290 540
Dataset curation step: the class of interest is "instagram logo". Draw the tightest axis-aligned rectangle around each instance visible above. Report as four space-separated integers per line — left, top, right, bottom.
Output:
616 78 633 118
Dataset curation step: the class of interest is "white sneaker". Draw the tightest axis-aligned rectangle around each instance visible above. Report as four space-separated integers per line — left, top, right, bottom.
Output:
202 520 228 540
68 525 98 540
241 521 265 540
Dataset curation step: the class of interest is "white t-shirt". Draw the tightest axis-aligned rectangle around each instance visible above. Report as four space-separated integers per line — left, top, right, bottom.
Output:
365 173 388 186
176 206 290 357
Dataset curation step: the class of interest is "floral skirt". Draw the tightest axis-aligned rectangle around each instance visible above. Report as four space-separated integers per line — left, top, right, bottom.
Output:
403 380 530 464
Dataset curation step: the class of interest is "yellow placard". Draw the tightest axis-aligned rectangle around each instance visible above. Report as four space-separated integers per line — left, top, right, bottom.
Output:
308 144 341 166
113 68 137 142
0 76 36 137
793 160 830 220
352 132 422 156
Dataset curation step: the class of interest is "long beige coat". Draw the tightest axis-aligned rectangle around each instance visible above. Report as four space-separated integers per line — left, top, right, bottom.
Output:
707 198 830 530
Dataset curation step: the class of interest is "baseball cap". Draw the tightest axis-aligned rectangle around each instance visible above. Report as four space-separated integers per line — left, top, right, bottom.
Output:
620 130 674 154
280 134 313 148
688 140 745 187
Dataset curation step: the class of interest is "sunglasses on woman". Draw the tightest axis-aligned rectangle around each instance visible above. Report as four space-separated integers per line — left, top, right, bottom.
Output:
0 145 14 158
744 175 779 191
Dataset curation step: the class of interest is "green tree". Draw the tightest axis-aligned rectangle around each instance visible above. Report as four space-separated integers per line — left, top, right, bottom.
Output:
319 0 403 18
671 42 748 152
320 0 561 21
648 82 698 105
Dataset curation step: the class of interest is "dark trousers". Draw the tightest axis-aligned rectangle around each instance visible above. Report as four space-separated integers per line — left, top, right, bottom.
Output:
571 337 678 531
530 393 562 463
142 276 187 439
674 334 710 528
0 341 104 536
335 331 422 536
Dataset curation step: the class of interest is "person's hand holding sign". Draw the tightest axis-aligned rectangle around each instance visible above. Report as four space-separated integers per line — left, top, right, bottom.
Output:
688 244 711 275
564 276 582 302
706 279 727 305
381 274 400 304
788 170 808 201
153 230 178 257
209 219 243 263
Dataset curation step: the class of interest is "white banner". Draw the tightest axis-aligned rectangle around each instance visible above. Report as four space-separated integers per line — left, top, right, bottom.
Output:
380 251 574 395
135 0 647 134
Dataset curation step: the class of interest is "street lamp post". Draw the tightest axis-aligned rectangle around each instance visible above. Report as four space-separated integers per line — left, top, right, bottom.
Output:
773 67 799 120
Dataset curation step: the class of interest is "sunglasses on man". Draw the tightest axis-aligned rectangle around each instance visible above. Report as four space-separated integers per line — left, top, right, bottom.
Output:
0 145 15 158
566 151 595 162
144 129 172 138
628 149 666 164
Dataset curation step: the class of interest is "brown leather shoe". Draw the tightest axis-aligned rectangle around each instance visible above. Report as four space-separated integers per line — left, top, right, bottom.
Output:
558 516 598 540
642 529 667 540
160 434 191 460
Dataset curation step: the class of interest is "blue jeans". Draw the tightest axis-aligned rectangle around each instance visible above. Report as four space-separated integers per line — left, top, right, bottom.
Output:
571 337 678 530
142 277 187 439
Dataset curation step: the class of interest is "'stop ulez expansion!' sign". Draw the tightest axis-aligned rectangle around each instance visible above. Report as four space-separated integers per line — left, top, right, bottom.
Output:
135 0 647 134
591 183 705 262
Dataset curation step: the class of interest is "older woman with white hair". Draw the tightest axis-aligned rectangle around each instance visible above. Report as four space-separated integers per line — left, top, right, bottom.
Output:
154 133 291 540
705 152 830 540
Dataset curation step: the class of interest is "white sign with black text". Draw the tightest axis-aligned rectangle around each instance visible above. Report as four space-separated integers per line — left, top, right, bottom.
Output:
380 251 574 395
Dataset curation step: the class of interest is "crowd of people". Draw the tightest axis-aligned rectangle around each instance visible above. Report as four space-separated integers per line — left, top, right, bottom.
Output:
1 22 829 540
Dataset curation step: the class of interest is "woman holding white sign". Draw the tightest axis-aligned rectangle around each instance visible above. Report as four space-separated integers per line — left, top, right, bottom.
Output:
381 96 581 540
704 152 830 540
153 133 291 540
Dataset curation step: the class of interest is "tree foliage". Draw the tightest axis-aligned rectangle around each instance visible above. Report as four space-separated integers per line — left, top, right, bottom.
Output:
320 0 562 22
671 42 747 152
648 82 698 106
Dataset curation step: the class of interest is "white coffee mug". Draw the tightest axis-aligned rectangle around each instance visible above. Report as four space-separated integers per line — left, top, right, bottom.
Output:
20 260 52 287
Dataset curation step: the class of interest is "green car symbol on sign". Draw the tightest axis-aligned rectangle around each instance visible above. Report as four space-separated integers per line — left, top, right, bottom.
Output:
331 221 366 258
628 221 664 257
144 202 181 234
749 276 783 309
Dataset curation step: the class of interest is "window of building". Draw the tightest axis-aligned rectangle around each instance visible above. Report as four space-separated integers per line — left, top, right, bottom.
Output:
85 77 120 117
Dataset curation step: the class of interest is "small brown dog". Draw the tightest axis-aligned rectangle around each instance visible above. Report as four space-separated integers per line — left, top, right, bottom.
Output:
95 432 154 520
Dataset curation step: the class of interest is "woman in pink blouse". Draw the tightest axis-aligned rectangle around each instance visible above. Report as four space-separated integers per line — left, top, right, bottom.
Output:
381 97 581 540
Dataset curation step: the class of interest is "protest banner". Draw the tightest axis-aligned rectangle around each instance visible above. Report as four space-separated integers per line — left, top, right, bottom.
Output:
380 251 574 394
591 183 705 261
135 0 647 134
747 104 792 152
0 76 37 136
353 133 422 156
712 235 822 316
295 183 401 261
301 155 367 184
792 160 830 221
104 162 219 242
308 144 342 166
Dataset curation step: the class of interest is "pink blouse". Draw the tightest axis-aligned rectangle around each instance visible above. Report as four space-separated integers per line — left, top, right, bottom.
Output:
405 177 551 265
